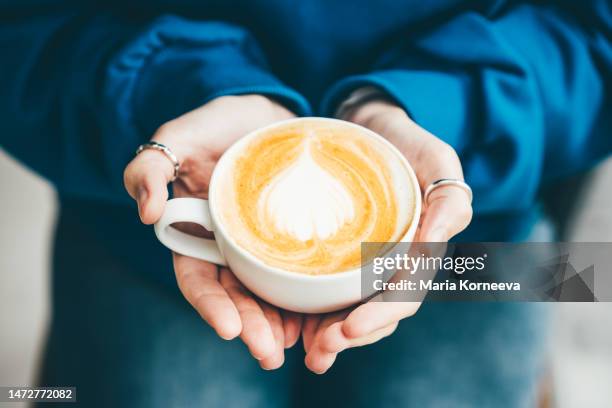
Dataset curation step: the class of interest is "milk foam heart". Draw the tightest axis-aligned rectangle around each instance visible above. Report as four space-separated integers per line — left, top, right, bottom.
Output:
257 139 355 241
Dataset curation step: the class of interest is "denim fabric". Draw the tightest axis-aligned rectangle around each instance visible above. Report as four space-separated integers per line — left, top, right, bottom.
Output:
38 210 552 408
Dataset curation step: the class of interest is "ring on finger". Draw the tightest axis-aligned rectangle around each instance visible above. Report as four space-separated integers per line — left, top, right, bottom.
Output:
135 141 180 181
423 178 472 206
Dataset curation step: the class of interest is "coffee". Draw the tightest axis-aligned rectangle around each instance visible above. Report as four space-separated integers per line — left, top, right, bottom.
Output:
216 119 417 275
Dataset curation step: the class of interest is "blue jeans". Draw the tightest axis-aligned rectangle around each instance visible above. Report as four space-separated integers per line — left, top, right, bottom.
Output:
38 210 551 407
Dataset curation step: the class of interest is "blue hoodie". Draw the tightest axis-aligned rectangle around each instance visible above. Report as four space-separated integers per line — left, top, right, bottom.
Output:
0 1 610 259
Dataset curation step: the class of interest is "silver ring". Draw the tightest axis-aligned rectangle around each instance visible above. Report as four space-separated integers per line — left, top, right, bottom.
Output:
135 141 180 182
424 178 473 205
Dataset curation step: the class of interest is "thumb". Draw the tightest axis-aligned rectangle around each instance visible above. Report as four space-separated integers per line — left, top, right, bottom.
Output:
419 186 473 242
124 149 175 224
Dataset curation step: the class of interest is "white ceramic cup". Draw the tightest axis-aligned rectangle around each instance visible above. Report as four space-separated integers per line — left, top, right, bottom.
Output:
154 117 421 313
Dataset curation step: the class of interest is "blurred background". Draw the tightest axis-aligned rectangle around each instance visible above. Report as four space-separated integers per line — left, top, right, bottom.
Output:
1 149 611 407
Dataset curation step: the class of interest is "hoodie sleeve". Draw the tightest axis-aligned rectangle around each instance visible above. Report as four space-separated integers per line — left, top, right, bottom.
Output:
0 12 310 203
321 1 611 214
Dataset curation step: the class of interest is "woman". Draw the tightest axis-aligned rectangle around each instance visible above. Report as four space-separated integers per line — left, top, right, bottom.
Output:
1 1 610 406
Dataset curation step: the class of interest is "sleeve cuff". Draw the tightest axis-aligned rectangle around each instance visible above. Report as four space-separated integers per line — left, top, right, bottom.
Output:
333 86 389 119
115 17 312 139
320 70 470 152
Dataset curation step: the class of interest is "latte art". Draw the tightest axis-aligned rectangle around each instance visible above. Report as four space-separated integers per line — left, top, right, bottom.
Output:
218 120 415 275
258 135 356 241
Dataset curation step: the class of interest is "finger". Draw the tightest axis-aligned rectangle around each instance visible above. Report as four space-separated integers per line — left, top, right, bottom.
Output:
304 345 338 375
412 132 471 242
258 302 286 370
307 321 399 374
173 254 241 340
304 312 349 374
123 149 175 224
419 186 473 242
320 321 399 353
380 117 472 242
341 302 420 339
219 269 276 360
302 315 321 352
317 321 347 353
282 311 303 349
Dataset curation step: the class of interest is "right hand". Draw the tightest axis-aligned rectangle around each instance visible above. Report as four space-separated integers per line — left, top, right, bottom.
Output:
302 100 473 374
123 95 301 370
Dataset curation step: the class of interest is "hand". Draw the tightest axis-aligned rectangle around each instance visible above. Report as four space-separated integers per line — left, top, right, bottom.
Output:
303 100 473 374
124 95 302 370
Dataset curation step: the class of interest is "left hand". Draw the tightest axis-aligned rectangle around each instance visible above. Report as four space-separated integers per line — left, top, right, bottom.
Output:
303 100 473 374
124 95 302 370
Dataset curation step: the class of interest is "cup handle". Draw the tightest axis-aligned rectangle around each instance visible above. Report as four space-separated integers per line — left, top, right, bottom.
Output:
154 198 227 266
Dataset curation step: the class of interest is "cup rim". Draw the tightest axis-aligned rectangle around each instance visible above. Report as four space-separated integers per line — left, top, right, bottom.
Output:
208 117 422 282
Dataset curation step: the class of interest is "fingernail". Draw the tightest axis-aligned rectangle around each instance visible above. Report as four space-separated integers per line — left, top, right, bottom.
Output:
137 187 148 204
137 188 147 219
313 367 328 375
427 227 447 242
